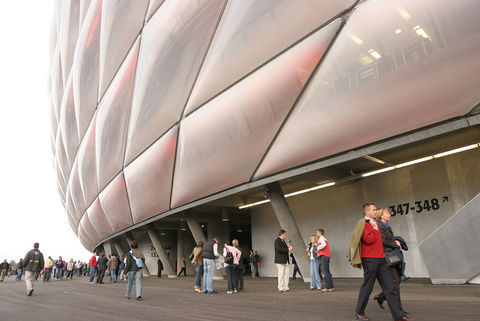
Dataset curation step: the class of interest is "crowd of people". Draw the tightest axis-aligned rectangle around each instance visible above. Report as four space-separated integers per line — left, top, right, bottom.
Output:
5 202 412 320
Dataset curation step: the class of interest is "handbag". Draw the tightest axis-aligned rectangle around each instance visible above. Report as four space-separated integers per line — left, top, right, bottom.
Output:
385 251 402 266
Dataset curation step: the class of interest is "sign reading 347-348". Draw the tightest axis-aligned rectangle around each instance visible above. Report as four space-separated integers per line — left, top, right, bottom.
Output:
388 196 449 216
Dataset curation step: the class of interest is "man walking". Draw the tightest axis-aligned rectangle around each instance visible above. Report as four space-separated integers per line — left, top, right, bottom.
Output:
96 253 108 284
274 230 293 293
23 242 44 296
0 259 10 282
202 237 220 294
16 258 24 280
350 203 412 321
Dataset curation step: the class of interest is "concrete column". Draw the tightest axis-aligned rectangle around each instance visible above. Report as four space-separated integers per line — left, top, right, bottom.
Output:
103 241 113 257
177 230 184 275
266 182 310 282
146 225 176 278
185 216 207 244
113 240 125 256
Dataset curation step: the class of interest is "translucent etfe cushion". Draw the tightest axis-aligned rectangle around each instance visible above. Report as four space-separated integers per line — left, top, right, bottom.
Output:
77 113 98 208
254 0 480 178
59 73 79 168
80 212 101 245
96 39 140 191
98 0 148 98
60 0 80 86
170 20 341 207
72 0 102 139
124 126 178 223
99 172 133 233
86 198 113 242
124 0 227 164
184 0 357 115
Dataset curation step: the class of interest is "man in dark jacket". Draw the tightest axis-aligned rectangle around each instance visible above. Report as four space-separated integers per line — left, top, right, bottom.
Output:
16 258 24 280
157 258 163 278
0 259 10 281
274 230 293 293
23 242 44 296
96 253 108 284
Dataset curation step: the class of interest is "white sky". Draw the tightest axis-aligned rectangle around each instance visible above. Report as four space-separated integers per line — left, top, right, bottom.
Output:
0 2 91 263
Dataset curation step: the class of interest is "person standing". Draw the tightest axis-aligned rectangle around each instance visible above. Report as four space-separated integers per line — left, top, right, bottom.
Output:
350 203 412 321
373 208 405 312
178 257 187 276
23 242 44 296
191 241 204 293
223 240 242 294
66 259 74 279
274 230 293 293
16 258 24 281
316 228 334 292
157 258 164 278
306 235 322 290
233 239 244 292
89 252 97 284
202 237 220 294
55 257 64 280
96 253 108 284
108 254 118 283
119 255 126 281
253 251 260 277
125 240 145 300
0 259 10 282
43 256 54 282
290 252 302 280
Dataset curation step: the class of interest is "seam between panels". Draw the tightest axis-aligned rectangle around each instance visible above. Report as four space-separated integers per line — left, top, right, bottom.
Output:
182 2 358 120
168 0 230 211
145 0 165 24
249 15 350 182
74 12 150 234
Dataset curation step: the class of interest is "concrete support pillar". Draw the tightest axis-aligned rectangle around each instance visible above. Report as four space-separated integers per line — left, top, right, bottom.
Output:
185 216 207 244
103 241 113 257
113 240 125 257
146 225 176 278
177 230 184 275
266 182 310 282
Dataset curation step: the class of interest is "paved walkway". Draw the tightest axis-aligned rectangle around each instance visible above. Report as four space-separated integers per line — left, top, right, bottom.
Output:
0 275 479 321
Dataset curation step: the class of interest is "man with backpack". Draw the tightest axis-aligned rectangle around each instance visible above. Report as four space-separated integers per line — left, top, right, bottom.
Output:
23 242 44 296
125 240 145 300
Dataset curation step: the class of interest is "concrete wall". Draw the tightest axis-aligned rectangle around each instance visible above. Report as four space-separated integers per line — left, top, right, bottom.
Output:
419 193 480 284
252 149 480 278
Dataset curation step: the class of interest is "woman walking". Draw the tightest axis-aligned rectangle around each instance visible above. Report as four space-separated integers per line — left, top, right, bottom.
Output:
191 241 204 293
125 240 145 301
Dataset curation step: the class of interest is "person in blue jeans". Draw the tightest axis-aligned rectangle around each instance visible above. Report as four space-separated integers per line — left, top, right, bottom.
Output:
55 257 64 280
306 235 321 290
125 240 145 301
191 241 204 292
202 237 220 294
89 252 98 284
16 258 24 280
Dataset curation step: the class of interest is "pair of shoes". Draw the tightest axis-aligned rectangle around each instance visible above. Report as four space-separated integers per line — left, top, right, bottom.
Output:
90 281 95 284
234 289 238 293
194 288 202 293
327 288 334 292
395 317 414 321
355 313 369 320
227 291 233 294
136 296 142 301
284 289 294 292
208 291 217 294
373 296 384 310
310 288 315 290
27 289 33 296
125 296 130 299
278 290 284 293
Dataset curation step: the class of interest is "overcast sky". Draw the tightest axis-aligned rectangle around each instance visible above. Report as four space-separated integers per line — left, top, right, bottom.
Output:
0 2 92 263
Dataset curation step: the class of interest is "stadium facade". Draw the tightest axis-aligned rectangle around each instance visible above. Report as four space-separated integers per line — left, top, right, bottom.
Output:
50 0 480 283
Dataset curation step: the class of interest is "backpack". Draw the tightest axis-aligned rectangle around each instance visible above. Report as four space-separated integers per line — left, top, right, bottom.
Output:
130 251 143 268
224 247 234 265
